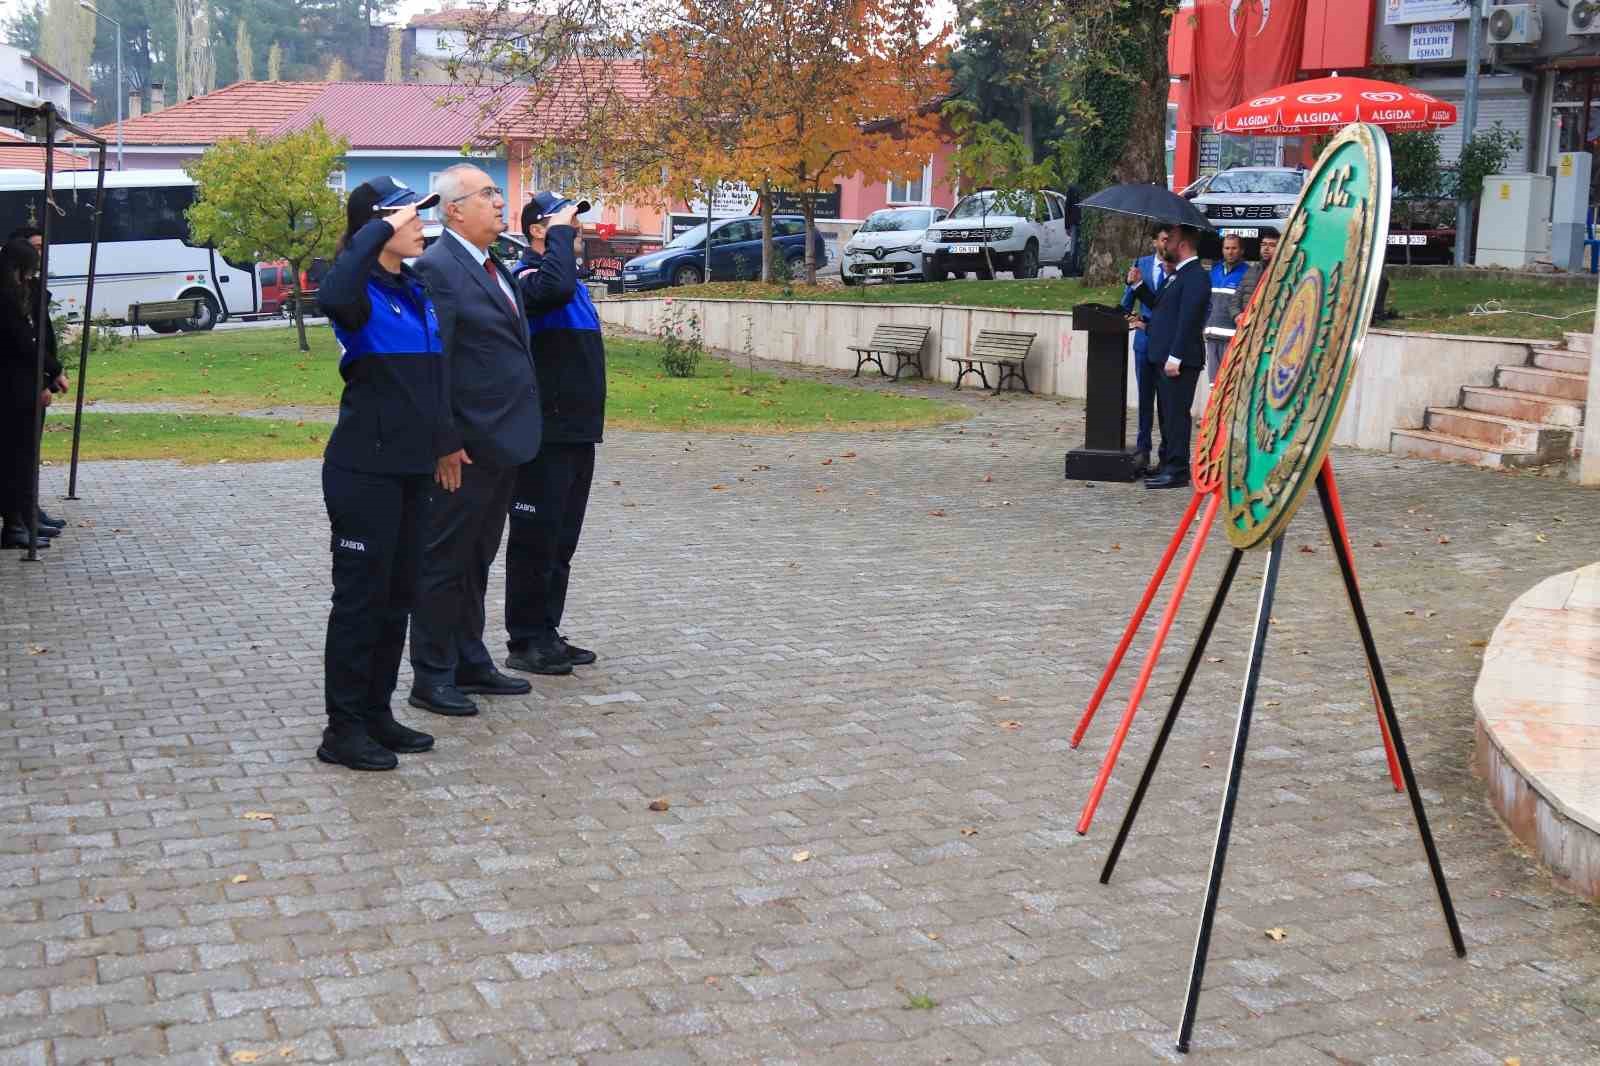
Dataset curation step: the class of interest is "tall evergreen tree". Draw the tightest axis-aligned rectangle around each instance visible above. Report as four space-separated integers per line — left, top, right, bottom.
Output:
266 39 282 80
234 18 253 81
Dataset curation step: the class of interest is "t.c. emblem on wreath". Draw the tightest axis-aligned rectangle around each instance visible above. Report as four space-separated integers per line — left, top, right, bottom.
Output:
1222 122 1391 550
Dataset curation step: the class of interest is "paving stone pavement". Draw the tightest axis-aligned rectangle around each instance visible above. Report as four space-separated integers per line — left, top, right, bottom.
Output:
5 381 1600 1066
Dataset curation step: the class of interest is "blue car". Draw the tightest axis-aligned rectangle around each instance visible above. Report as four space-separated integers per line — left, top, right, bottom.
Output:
621 215 825 291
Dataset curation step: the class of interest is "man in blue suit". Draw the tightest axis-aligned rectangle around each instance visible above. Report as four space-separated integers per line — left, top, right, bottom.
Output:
1120 225 1175 476
1129 224 1211 490
407 163 545 715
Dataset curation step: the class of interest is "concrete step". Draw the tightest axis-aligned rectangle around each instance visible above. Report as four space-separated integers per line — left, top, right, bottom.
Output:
1424 407 1574 457
1531 347 1591 374
1566 331 1592 355
1390 428 1548 469
1460 385 1585 427
1496 364 1590 401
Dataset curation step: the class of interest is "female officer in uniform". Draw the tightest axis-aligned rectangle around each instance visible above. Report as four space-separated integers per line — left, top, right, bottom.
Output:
316 176 459 771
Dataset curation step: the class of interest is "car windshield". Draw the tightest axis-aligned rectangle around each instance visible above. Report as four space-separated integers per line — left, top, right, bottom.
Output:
952 191 1020 219
665 223 709 249
860 208 933 233
1207 171 1304 195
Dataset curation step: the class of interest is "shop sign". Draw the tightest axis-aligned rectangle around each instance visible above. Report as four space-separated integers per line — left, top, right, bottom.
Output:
1385 0 1468 26
1408 22 1454 61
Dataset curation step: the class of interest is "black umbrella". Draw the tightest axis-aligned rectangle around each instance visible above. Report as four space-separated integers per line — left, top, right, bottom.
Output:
1080 183 1214 230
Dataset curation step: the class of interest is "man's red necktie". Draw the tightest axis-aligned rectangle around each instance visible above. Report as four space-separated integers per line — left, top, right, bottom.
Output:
485 257 516 312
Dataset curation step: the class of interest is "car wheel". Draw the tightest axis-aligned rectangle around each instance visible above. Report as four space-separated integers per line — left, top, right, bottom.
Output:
671 263 703 286
148 320 179 335
177 290 220 332
1016 241 1040 279
786 254 806 278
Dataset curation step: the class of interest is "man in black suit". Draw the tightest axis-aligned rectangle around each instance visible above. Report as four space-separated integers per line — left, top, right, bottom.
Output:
407 163 543 715
1132 224 1210 490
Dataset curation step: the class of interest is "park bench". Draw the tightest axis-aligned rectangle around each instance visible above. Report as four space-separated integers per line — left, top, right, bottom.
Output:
848 323 931 381
127 298 203 338
948 329 1036 394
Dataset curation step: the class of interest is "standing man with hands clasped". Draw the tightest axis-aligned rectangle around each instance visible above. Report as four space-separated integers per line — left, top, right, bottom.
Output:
1128 223 1210 491
407 163 544 717
504 192 606 675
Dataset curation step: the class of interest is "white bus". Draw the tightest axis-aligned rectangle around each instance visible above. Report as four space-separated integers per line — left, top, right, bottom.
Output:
0 167 260 331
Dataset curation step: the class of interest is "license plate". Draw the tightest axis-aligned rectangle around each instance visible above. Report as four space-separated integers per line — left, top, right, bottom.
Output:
1219 227 1260 238
624 273 637 279
951 244 980 254
1387 234 1428 246
866 266 893 275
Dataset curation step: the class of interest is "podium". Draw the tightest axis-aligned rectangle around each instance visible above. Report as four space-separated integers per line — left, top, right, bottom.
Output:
1065 302 1140 481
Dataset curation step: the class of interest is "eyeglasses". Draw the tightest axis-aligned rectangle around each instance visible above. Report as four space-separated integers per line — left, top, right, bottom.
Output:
450 185 505 205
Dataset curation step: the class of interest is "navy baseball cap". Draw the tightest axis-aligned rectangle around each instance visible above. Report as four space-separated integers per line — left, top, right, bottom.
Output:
366 175 440 212
527 190 591 221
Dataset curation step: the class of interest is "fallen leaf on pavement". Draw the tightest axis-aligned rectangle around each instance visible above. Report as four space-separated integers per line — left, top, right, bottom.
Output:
821 459 833 465
1298 545 1316 554
25 644 46 655
1264 927 1288 942
230 875 250 884
983 473 993 482
960 827 979 837
1469 639 1488 649
241 812 275 822
996 695 1012 703
648 799 670 812
928 509 946 517
230 1053 263 1064
710 484 727 491
1535 533 1548 544
840 452 856 459
998 720 1022 731
1438 535 1452 545
791 850 811 863
1207 657 1224 663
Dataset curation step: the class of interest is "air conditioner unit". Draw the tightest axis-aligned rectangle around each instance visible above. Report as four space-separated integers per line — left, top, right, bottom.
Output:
1487 3 1541 46
1571 0 1600 36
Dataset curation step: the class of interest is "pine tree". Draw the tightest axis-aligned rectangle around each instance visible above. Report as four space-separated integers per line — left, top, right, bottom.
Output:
326 56 346 81
384 26 402 81
235 19 254 82
266 41 282 81
39 0 95 85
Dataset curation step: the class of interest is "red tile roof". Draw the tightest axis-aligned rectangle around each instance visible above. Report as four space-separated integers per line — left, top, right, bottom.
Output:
89 82 327 145
26 55 94 102
276 82 530 150
0 129 91 171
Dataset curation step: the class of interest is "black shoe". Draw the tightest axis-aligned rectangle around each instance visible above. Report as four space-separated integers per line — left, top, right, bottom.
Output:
558 636 597 666
506 642 574 676
1144 471 1191 490
37 510 65 530
455 666 532 695
1131 450 1151 477
1 528 48 549
316 726 399 771
368 710 434 754
407 683 480 716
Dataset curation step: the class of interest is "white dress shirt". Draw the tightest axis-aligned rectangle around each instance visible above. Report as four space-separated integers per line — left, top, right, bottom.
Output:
1165 255 1199 374
446 226 517 308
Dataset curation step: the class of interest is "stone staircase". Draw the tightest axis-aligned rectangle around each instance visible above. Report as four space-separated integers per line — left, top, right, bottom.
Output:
1390 331 1590 469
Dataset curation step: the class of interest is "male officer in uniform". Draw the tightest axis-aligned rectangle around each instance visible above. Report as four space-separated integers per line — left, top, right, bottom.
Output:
407 164 542 715
504 192 604 674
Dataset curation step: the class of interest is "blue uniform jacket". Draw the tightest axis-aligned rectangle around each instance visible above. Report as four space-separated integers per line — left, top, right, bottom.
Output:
319 218 459 475
513 224 606 445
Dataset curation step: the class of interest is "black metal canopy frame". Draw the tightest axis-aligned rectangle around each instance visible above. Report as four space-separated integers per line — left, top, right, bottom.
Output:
1 90 109 563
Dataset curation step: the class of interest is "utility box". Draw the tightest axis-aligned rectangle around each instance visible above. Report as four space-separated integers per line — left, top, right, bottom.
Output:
1477 173 1553 269
1551 152 1592 272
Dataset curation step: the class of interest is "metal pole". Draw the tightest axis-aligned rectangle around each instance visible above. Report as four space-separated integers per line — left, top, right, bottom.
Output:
115 24 122 170
1176 535 1286 1053
1455 0 1483 267
67 141 108 499
24 108 57 563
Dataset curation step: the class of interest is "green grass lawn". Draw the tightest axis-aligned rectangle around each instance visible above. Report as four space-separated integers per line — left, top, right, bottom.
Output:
42 412 330 463
625 274 1598 341
60 327 964 461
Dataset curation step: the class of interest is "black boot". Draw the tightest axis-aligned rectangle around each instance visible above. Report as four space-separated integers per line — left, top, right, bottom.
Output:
368 706 434 754
316 718 399 771
506 638 574 676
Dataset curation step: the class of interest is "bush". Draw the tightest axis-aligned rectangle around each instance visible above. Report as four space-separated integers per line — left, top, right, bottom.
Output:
654 300 703 378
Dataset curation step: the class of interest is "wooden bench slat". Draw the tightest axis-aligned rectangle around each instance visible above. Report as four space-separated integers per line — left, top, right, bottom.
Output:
951 329 1036 395
848 323 931 381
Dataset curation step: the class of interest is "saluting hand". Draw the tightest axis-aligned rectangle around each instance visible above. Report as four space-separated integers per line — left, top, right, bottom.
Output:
551 202 582 229
435 448 471 492
383 201 422 231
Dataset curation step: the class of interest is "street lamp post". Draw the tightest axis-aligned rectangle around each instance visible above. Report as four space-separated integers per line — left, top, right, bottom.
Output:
78 0 122 170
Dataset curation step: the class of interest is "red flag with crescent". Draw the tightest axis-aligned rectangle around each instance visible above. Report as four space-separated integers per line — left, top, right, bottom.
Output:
1191 0 1310 126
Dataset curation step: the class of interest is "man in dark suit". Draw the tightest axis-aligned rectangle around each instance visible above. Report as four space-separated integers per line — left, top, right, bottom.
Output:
407 163 543 715
1120 224 1175 476
1131 224 1210 490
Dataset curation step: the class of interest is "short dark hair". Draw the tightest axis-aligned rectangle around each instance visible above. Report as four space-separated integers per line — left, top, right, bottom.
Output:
8 226 40 241
1150 223 1172 239
1175 225 1202 245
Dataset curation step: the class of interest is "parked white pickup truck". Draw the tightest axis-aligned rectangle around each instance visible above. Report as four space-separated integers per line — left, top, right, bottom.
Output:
921 188 1077 281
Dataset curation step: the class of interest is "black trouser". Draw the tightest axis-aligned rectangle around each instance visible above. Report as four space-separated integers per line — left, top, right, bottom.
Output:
506 443 595 651
1155 363 1202 477
0 404 39 526
322 463 431 725
409 461 516 687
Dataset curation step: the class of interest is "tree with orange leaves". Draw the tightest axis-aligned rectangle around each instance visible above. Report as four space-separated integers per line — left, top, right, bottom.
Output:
452 0 951 285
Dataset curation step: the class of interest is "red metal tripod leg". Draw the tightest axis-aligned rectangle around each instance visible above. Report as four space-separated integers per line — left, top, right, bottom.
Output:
1320 457 1404 794
1071 489 1205 749
1077 491 1222 835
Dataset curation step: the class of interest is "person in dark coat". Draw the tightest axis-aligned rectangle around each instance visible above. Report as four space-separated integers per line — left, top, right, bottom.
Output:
406 164 543 716
1121 224 1175 477
0 237 58 550
1130 224 1210 490
314 176 449 771
5 227 68 541
504 192 603 675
